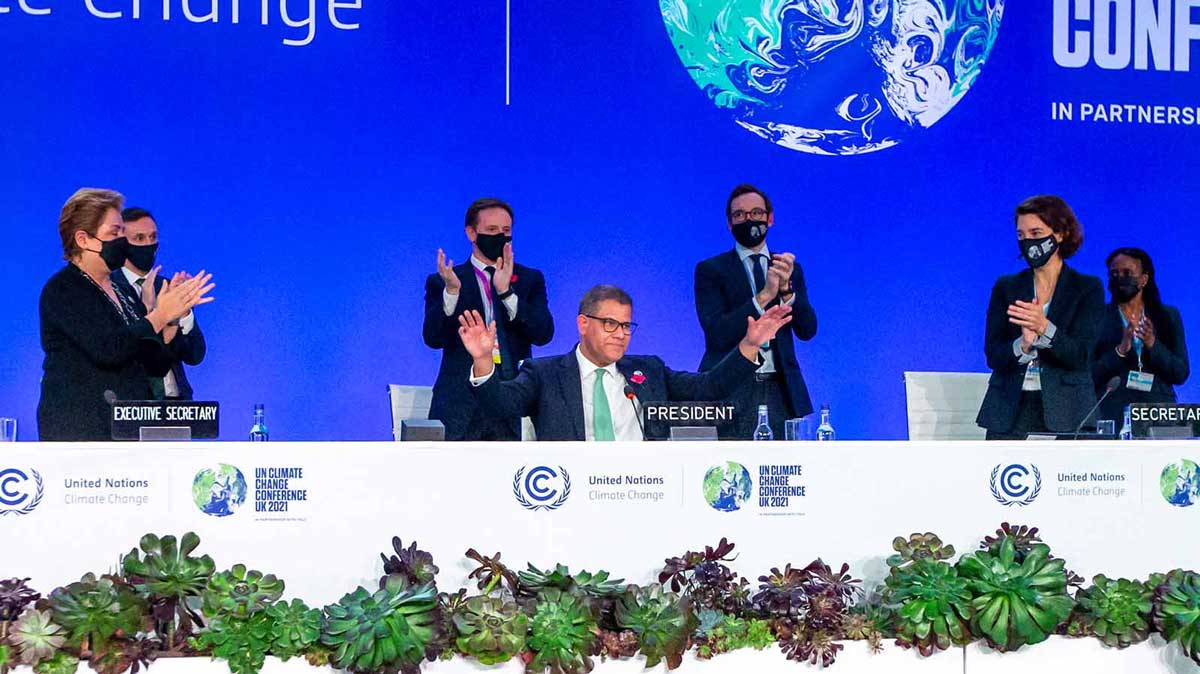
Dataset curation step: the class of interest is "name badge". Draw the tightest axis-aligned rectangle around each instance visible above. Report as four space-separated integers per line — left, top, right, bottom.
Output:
1023 363 1042 391
1127 370 1155 392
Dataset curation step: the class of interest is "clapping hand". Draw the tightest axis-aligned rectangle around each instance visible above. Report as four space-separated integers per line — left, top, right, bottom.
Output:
771 253 795 293
1008 298 1047 351
153 271 214 326
1135 314 1156 349
491 243 515 294
458 310 498 376
739 304 793 361
437 248 462 295
1118 320 1137 356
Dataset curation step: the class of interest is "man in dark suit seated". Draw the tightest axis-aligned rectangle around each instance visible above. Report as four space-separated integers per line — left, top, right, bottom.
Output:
423 198 555 440
694 184 818 439
459 284 793 441
110 207 207 400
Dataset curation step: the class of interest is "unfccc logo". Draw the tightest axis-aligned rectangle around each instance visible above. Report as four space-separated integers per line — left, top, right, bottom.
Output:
513 465 571 511
0 468 45 516
991 463 1042 507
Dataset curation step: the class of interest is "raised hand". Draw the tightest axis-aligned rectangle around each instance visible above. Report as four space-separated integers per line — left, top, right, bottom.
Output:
1135 314 1156 349
491 243 515 294
154 271 214 325
140 266 162 311
458 310 497 361
755 263 782 307
1118 319 1137 355
771 253 795 295
437 248 462 295
739 304 793 361
1008 298 1048 348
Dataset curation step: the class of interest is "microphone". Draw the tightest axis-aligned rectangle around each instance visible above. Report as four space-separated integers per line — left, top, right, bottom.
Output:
624 385 645 440
104 390 119 406
1073 376 1122 440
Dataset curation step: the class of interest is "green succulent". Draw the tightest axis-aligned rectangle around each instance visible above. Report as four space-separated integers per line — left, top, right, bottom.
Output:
48 575 144 650
526 588 597 674
192 613 274 674
885 558 973 655
452 596 528 665
203 566 284 620
692 610 773 659
614 585 693 669
320 579 438 672
0 643 12 671
32 652 79 674
888 533 956 568
122 533 215 602
1072 575 1154 648
8 609 66 666
956 538 1074 652
266 599 321 660
519 564 624 600
843 604 894 640
1153 569 1200 665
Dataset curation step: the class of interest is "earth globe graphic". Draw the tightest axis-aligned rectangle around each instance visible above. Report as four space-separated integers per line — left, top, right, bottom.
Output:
659 0 1005 155
703 462 753 512
192 464 248 517
1160 459 1200 508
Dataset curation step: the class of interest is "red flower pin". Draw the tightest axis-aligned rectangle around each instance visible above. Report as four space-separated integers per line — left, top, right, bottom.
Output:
630 371 646 385
511 274 519 283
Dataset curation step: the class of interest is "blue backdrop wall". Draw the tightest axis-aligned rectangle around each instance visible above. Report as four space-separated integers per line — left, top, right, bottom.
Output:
1 0 1197 440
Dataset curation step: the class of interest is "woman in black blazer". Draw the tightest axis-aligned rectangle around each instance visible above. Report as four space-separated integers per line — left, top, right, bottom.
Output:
977 195 1106 439
38 188 214 441
1091 247 1189 422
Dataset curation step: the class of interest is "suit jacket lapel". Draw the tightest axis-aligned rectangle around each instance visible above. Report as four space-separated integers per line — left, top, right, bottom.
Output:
557 349 585 440
1046 265 1077 327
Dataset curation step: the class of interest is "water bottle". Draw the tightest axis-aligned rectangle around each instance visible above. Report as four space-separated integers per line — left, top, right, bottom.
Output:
249 404 269 442
816 404 836 441
753 405 774 441
1118 405 1132 441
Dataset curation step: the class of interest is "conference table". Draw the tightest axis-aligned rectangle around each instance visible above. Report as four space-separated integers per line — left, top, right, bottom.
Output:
3 441 1198 674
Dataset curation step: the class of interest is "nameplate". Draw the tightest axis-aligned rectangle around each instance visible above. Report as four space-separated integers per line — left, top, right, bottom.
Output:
642 402 736 426
1130 403 1200 439
111 401 220 440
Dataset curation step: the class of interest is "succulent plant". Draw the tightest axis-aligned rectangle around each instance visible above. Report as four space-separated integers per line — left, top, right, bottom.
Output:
1153 569 1200 665
32 651 79 674
779 626 843 668
302 645 332 668
320 579 438 672
692 610 773 659
525 588 597 674
614 585 693 669
379 538 439 588
1071 575 1154 648
980 523 1084 588
888 533 956 568
659 539 748 613
843 604 893 641
465 549 519 596
519 565 623 601
48 575 144 651
8 609 66 666
265 599 320 660
750 564 809 621
594 629 638 660
0 643 12 672
0 579 41 623
191 613 273 674
451 596 527 665
885 557 973 655
957 537 1074 651
121 532 215 644
88 636 160 674
202 566 283 620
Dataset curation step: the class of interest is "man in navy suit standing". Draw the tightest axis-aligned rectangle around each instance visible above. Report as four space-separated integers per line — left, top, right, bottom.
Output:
459 284 792 441
423 198 555 440
110 207 207 400
694 184 818 439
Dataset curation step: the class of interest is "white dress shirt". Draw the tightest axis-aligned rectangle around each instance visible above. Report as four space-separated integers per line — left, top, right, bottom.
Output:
442 255 519 324
468 346 643 441
734 243 794 374
121 267 194 398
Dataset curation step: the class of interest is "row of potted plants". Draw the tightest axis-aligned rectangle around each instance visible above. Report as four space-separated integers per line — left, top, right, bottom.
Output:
0 523 1197 674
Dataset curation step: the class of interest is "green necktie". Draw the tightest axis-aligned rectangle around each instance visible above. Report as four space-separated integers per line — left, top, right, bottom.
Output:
137 277 168 401
592 369 616 441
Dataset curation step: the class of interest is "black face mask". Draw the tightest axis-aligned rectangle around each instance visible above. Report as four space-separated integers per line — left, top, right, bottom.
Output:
475 232 510 262
88 236 129 272
1108 276 1141 303
731 219 769 248
1018 235 1058 269
126 243 158 273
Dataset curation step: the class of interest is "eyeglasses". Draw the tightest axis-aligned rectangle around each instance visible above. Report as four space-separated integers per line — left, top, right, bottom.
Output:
730 208 769 224
583 314 638 335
